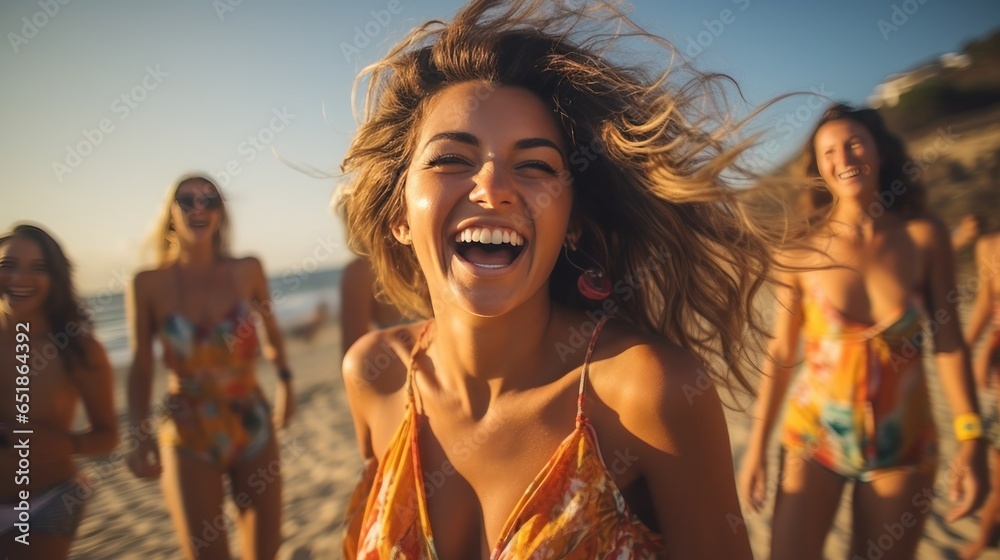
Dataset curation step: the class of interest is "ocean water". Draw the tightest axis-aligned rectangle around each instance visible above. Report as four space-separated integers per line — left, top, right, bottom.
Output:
86 266 343 367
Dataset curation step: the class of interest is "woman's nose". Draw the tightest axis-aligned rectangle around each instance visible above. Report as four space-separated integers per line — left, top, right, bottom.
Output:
470 162 516 208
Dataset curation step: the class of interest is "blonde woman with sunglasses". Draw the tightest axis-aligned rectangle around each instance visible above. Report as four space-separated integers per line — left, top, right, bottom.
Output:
126 174 294 560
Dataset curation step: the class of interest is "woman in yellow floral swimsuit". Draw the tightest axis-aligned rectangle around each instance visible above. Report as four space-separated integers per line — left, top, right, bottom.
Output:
337 0 797 557
738 104 988 559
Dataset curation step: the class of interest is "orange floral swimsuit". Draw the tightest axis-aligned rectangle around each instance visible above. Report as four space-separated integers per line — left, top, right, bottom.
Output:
780 278 938 481
343 316 664 559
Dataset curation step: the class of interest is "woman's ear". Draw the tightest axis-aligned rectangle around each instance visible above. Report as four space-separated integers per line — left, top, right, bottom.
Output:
392 224 412 245
564 218 583 249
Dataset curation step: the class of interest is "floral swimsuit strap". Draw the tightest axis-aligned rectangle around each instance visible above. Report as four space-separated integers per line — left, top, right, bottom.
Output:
576 315 611 427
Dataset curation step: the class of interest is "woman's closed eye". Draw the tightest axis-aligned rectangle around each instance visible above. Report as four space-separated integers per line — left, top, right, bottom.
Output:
424 154 472 169
516 160 560 175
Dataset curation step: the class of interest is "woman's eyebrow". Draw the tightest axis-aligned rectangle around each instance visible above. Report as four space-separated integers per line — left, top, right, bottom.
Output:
515 137 563 153
424 131 479 149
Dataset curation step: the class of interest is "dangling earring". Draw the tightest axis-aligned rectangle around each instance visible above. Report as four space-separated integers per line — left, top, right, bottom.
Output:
563 240 612 300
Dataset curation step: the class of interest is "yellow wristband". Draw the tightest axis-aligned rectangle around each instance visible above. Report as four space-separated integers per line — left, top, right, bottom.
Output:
954 413 983 441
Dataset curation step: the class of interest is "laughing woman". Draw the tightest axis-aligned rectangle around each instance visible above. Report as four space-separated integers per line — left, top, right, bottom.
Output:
0 224 118 559
125 175 294 560
336 1 791 558
738 104 988 559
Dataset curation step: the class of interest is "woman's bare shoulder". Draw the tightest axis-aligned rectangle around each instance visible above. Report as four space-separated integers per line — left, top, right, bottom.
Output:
587 320 718 427
342 321 427 397
131 265 174 295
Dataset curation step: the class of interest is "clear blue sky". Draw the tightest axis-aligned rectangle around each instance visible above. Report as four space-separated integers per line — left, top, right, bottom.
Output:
2 0 998 294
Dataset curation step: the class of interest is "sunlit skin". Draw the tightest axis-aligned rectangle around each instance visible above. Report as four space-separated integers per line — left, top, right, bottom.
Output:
961 232 1000 560
339 256 405 358
169 181 223 252
0 237 51 321
814 119 882 209
396 84 574 320
0 235 118 559
343 83 752 559
125 178 294 560
739 118 988 560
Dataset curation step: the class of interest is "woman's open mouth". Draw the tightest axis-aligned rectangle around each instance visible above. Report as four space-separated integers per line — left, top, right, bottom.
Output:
453 226 526 269
3 287 37 301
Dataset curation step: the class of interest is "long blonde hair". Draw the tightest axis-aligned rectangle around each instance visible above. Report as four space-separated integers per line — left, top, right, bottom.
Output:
339 0 790 398
149 174 231 266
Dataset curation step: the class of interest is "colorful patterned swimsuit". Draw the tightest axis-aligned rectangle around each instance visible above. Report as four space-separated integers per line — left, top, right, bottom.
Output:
780 279 938 481
343 316 664 559
159 286 270 471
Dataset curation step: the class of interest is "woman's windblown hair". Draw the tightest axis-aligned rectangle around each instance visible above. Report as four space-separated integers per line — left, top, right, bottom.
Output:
338 0 794 400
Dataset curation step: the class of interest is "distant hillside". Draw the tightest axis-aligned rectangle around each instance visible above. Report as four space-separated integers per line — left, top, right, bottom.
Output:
881 28 1000 133
754 26 1000 241
903 105 1000 234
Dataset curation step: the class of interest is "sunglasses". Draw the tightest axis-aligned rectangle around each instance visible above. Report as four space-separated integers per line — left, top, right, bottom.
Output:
175 193 222 212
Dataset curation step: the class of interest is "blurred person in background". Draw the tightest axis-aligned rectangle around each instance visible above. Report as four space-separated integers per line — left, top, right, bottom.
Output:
125 174 293 560
0 223 118 559
740 104 988 559
961 227 1000 559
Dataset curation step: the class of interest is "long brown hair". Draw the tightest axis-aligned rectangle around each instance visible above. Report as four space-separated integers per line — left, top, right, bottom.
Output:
0 224 94 372
800 103 927 222
149 174 231 266
339 0 790 397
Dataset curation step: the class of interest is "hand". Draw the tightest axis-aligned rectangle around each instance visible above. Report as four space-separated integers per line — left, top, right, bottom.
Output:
952 215 980 251
126 437 162 479
738 449 768 513
272 379 295 430
947 439 989 522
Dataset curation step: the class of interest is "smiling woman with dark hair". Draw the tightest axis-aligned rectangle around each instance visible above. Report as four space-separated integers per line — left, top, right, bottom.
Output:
0 223 118 559
739 103 988 559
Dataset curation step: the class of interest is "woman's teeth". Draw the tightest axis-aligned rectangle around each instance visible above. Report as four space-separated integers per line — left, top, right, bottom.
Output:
5 288 35 298
838 168 861 180
454 227 524 246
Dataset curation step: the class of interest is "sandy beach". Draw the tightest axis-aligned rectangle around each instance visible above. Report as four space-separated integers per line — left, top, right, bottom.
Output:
62 315 1000 559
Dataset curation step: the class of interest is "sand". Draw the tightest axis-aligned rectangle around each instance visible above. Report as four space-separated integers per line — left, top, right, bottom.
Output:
62 317 1000 559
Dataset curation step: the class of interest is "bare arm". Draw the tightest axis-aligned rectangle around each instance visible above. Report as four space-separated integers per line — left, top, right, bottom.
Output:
341 331 378 460
341 258 375 360
738 269 803 511
125 270 162 477
126 271 155 437
618 344 752 559
965 238 994 349
71 338 119 455
247 257 290 372
923 219 987 521
244 256 295 429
